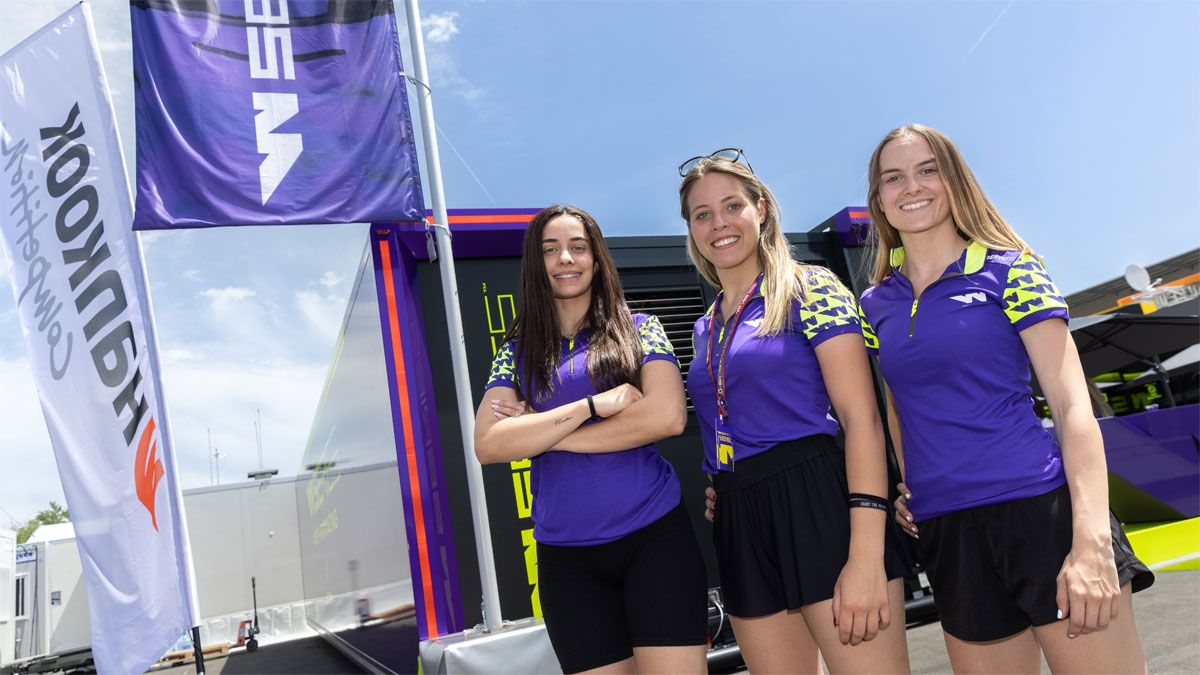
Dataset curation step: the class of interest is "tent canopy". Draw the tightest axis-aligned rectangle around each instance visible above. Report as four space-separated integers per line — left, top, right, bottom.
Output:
1069 310 1199 377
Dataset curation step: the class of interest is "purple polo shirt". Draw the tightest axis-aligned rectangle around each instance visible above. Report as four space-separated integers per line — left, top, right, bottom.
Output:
859 242 1071 521
687 268 872 474
484 313 681 546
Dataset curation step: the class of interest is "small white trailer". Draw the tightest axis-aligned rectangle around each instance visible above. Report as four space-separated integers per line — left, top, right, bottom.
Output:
9 523 91 663
0 530 15 666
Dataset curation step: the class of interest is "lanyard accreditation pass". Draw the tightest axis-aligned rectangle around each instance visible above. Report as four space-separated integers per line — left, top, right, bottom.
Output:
706 275 761 471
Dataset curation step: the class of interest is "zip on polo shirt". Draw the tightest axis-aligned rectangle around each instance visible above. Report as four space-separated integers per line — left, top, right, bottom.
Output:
892 242 989 338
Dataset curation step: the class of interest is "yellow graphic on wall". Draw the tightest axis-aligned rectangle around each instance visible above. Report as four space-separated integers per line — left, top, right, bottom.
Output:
483 284 540 616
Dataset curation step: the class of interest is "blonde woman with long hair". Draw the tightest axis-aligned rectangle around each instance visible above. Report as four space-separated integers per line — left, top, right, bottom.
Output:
682 151 910 673
859 125 1152 673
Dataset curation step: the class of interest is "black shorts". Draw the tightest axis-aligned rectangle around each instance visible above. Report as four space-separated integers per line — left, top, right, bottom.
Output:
537 500 708 673
920 482 1155 642
712 435 910 618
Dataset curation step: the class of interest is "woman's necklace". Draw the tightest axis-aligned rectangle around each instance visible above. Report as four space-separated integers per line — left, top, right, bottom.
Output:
561 321 585 374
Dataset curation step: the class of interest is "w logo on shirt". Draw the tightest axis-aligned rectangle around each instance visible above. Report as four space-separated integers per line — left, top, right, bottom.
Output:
951 292 987 304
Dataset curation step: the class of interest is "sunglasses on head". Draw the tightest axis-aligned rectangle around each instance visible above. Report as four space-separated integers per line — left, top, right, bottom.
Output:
678 147 754 177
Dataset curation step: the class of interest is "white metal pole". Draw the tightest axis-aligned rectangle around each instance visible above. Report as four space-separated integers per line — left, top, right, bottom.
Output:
401 0 503 631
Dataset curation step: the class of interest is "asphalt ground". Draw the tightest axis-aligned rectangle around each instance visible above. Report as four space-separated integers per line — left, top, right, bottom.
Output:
162 569 1198 674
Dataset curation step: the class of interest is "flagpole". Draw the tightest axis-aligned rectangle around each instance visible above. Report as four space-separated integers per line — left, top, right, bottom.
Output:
401 0 503 632
135 233 207 673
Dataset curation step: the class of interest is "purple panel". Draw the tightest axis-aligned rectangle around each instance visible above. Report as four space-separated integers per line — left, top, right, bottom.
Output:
385 208 542 260
370 227 463 638
832 206 874 247
388 234 464 634
1100 403 1200 517
369 232 425 634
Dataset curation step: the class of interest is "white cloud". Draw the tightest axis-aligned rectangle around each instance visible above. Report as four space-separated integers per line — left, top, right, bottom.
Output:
428 49 487 103
161 358 328 488
201 287 256 305
405 10 485 104
295 290 344 342
0 348 331 521
162 348 200 364
423 12 460 44
0 356 66 522
138 230 167 252
318 271 344 288
182 269 202 283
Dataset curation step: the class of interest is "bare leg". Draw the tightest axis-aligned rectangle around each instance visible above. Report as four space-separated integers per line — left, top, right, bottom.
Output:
943 627 1040 675
1034 583 1147 675
728 610 820 674
631 645 707 674
578 656 635 675
799 578 911 674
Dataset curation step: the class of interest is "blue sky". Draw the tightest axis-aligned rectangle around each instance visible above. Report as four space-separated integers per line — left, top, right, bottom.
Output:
0 0 1197 523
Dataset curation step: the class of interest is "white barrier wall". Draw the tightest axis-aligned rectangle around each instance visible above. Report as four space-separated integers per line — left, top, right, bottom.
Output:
4 476 311 665
186 478 305 617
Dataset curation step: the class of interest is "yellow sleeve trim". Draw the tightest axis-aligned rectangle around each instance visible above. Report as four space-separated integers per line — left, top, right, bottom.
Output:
487 340 519 387
797 268 861 341
1003 252 1068 324
638 315 675 356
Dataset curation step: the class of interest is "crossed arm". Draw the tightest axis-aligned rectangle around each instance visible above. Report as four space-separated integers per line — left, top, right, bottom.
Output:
473 359 687 464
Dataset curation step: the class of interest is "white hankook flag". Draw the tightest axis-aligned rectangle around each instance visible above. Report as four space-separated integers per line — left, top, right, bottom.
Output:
0 5 199 673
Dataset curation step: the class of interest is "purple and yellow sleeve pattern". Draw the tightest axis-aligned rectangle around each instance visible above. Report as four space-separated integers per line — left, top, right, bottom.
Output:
1003 253 1069 332
637 315 678 366
485 339 518 390
858 302 880 354
798 268 866 347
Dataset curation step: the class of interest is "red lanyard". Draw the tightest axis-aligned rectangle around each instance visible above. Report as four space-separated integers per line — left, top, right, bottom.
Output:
706 275 761 421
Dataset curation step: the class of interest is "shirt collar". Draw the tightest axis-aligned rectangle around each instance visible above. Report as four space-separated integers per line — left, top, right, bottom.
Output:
712 274 766 318
890 240 988 276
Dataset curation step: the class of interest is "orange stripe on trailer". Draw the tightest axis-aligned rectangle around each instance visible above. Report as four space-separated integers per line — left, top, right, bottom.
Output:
424 214 535 224
1165 272 1200 287
379 239 440 639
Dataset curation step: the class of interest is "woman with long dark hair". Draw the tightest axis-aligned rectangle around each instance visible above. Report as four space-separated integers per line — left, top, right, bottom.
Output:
861 124 1152 673
681 153 911 673
474 204 708 674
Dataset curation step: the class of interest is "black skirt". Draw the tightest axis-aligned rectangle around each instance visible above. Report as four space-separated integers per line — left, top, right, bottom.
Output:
712 434 910 617
919 482 1154 642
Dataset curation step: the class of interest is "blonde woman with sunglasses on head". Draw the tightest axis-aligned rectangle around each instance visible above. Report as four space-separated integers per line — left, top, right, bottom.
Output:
681 150 910 674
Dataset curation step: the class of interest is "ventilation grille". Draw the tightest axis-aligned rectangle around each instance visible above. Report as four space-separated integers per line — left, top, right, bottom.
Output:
625 286 709 408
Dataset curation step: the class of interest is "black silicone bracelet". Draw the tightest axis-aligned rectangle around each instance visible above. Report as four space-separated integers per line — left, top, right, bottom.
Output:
586 395 598 419
847 492 889 511
848 498 889 512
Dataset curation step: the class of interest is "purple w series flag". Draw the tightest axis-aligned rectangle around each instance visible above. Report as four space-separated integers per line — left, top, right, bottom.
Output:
130 1 425 229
